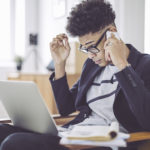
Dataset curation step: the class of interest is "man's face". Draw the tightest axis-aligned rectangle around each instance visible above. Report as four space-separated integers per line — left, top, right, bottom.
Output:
79 28 109 67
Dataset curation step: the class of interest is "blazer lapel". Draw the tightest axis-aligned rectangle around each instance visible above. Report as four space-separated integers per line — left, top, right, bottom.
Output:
75 63 104 107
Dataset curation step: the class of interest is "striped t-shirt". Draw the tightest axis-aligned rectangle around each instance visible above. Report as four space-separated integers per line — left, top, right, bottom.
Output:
76 65 127 132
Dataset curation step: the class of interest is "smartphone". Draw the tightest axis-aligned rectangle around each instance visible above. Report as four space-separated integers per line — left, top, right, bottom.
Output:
106 31 120 40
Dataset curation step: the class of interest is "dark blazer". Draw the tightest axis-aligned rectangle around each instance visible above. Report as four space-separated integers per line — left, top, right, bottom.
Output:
50 44 150 133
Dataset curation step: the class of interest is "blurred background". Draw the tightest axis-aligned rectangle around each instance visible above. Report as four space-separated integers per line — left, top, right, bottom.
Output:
0 0 150 119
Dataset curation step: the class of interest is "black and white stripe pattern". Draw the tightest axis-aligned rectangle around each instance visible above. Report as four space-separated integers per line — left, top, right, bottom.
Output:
78 65 120 126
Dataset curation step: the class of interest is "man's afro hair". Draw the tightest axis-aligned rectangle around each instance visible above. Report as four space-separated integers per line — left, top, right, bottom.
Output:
66 0 116 37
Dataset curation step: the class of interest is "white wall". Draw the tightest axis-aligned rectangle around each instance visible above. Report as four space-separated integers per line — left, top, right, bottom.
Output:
114 0 145 52
38 0 63 69
37 0 81 70
145 0 150 54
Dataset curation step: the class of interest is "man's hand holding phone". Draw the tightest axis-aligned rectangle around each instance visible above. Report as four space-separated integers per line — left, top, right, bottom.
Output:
104 31 130 70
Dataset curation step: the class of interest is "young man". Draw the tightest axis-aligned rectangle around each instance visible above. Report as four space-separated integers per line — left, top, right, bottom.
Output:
49 0 150 149
0 0 149 150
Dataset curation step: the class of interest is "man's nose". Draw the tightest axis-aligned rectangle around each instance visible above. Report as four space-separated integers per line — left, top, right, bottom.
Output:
88 52 96 59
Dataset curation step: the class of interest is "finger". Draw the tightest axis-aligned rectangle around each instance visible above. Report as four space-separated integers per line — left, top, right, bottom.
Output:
56 36 67 47
50 42 55 49
57 34 69 48
57 33 67 37
60 33 68 38
119 39 124 44
104 49 109 61
105 53 109 62
57 39 64 46
50 40 57 47
104 38 117 48
107 53 111 61
52 38 59 43
56 34 67 41
104 40 112 48
56 36 63 42
52 39 59 46
50 42 57 50
64 38 70 49
104 40 108 48
50 39 60 49
53 37 64 47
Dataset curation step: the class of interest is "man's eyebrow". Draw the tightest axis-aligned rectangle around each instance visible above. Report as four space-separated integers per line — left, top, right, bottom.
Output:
80 41 94 47
85 41 94 45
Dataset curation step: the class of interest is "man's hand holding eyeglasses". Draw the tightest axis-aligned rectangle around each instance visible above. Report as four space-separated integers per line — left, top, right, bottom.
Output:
50 33 70 64
50 34 71 79
104 33 130 70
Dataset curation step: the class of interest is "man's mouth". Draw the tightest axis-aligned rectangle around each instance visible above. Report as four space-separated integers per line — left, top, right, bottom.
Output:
94 59 101 64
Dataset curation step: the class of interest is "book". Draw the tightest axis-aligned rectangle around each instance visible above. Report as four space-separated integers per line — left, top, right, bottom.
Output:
59 122 130 147
60 132 129 147
60 122 119 141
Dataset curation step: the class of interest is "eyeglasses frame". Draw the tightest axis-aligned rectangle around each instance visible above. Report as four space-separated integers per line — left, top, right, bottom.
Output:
79 29 109 54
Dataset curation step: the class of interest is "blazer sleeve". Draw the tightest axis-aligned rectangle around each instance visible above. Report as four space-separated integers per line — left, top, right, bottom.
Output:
115 61 150 130
49 73 79 116
49 59 89 116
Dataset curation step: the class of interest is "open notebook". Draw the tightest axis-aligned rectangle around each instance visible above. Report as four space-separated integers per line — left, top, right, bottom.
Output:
59 122 130 147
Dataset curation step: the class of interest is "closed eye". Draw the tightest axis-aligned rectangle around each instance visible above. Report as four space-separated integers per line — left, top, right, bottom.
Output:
87 44 96 49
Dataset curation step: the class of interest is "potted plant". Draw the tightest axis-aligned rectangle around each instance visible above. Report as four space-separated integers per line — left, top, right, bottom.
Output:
14 56 24 71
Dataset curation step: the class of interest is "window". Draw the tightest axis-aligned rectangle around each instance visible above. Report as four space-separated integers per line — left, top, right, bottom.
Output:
0 0 11 64
0 0 25 119
0 0 25 66
15 0 25 57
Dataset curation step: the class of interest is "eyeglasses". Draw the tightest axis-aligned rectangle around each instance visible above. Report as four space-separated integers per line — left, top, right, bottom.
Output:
79 29 108 54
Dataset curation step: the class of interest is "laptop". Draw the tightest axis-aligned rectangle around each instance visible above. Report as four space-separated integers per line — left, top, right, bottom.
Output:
0 80 58 135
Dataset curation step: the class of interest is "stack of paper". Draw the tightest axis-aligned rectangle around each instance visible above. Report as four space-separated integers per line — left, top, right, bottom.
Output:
59 122 130 147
